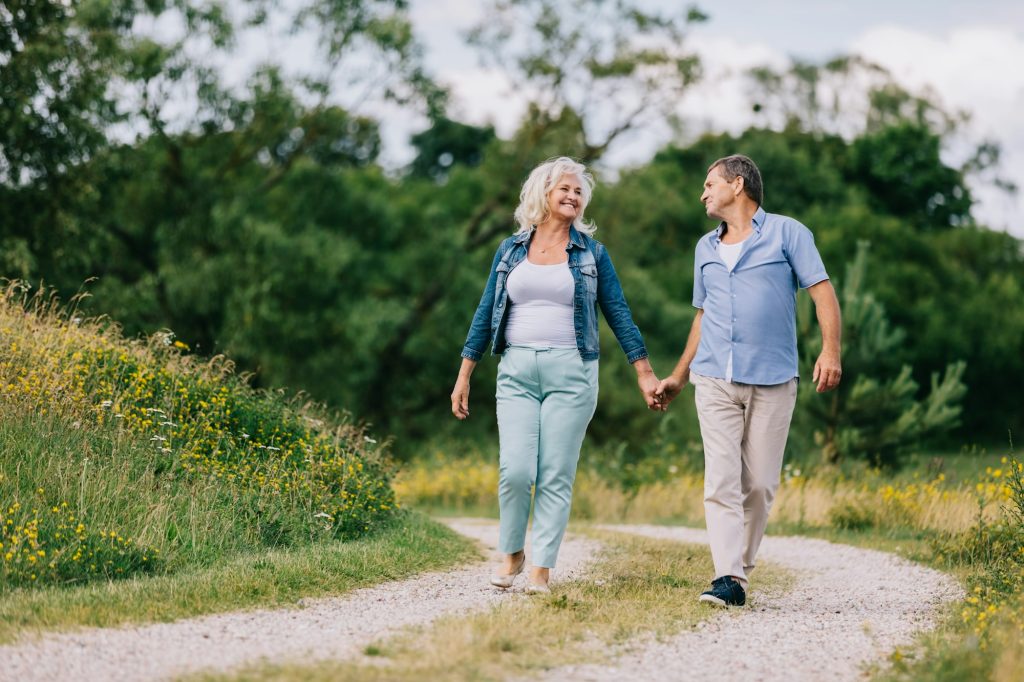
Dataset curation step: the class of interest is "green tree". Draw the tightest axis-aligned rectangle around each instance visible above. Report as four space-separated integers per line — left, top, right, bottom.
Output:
794 242 967 467
848 123 972 228
0 0 232 278
409 116 495 181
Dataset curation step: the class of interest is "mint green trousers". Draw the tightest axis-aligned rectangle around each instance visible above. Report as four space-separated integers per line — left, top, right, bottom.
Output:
496 347 599 568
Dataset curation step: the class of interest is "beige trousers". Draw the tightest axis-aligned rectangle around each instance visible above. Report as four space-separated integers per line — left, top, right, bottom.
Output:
692 371 798 584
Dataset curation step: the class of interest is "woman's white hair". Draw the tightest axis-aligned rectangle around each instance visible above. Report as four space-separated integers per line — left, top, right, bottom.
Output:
513 156 596 236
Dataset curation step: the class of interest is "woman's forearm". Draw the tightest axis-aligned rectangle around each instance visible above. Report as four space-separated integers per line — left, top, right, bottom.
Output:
457 357 478 382
632 357 656 377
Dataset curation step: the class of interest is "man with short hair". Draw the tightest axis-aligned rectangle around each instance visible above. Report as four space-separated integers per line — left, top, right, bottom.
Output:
656 154 842 606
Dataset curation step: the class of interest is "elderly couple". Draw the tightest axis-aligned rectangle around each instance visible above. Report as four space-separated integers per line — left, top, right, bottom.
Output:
450 155 842 605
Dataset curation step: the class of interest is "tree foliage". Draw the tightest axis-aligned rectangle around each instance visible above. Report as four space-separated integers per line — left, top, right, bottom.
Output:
467 0 704 161
2 2 1022 462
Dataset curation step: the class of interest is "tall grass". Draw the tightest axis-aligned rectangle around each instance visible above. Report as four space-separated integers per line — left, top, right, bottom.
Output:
0 282 397 590
394 450 1000 533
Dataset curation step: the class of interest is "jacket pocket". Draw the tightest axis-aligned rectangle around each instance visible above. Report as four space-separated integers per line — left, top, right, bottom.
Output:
579 263 598 296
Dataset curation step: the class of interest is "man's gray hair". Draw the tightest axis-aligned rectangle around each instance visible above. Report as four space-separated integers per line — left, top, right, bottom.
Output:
709 155 763 206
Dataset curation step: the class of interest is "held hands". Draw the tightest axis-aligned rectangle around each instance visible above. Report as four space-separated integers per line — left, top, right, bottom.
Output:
451 377 470 419
812 349 842 393
637 371 663 411
654 371 687 410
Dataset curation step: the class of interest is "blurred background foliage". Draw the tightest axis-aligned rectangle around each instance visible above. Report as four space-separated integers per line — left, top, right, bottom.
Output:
2 0 1022 466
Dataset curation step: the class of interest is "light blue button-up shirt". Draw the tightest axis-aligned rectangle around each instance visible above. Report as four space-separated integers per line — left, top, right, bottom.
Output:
691 207 828 386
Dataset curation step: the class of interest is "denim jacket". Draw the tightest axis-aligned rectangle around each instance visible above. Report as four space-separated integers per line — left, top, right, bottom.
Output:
461 226 648 363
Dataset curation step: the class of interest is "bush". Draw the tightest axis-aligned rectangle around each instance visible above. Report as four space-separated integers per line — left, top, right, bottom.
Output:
827 499 878 530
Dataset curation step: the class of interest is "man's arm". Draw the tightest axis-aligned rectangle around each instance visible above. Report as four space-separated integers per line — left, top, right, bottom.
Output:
807 280 842 392
654 309 703 409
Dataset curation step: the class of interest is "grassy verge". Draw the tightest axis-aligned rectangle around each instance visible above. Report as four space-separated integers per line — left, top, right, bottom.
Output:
0 512 477 644
202 528 792 681
1 284 399 595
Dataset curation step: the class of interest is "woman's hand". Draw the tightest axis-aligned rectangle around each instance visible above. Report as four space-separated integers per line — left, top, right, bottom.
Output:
451 358 477 420
631 358 663 411
451 377 470 419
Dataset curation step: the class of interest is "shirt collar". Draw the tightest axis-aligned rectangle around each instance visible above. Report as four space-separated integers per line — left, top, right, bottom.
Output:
714 206 766 243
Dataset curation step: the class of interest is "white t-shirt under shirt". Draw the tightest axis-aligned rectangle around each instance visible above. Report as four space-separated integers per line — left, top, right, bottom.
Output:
718 239 746 382
718 239 744 271
505 259 577 348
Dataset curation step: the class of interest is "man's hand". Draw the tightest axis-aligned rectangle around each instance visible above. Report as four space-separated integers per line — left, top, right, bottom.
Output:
654 371 688 409
812 350 841 393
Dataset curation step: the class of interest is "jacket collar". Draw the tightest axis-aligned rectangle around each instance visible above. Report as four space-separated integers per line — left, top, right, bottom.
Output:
515 224 587 249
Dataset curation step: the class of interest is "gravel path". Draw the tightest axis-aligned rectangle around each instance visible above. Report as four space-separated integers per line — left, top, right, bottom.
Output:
0 519 600 682
538 524 964 682
0 522 962 682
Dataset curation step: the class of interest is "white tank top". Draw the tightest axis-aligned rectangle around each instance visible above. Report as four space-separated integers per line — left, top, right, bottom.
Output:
505 259 577 348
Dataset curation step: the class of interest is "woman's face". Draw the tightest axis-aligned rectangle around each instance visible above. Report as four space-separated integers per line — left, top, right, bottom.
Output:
546 174 584 223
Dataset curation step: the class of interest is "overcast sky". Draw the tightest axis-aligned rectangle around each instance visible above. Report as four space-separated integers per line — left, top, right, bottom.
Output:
210 1 1024 236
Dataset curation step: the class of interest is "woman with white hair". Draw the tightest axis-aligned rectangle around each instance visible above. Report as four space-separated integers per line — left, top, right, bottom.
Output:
451 156 660 593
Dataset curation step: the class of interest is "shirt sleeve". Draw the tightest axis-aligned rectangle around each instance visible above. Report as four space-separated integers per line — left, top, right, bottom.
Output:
692 241 706 308
786 221 829 289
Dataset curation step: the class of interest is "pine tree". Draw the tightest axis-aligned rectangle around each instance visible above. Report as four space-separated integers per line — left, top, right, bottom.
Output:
794 241 967 467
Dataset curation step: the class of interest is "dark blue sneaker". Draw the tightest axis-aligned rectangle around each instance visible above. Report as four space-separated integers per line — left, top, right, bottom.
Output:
698 576 746 606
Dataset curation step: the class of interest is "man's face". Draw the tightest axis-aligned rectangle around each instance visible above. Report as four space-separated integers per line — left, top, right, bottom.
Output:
700 166 740 220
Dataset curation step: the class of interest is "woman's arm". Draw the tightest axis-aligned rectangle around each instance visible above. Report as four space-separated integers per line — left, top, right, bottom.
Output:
460 245 505 362
453 244 506 419
594 244 648 363
593 245 660 408
451 357 477 419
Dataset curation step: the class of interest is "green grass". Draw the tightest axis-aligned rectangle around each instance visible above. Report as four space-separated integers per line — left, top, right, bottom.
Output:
1 286 398 592
893 447 1012 485
200 527 793 681
0 512 477 644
